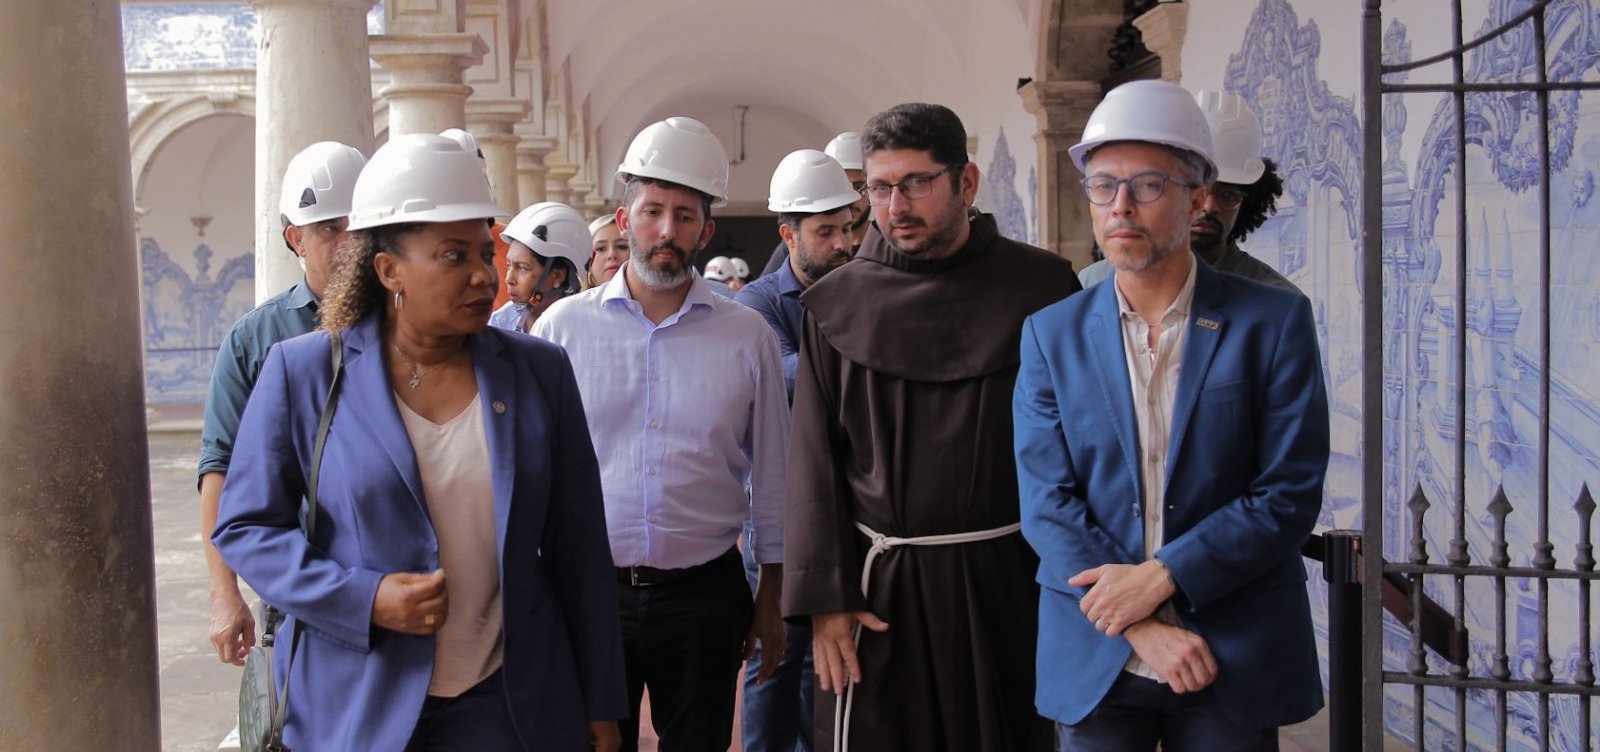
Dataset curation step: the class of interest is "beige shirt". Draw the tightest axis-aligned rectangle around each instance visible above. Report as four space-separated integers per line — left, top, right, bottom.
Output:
1113 254 1197 680
397 393 504 697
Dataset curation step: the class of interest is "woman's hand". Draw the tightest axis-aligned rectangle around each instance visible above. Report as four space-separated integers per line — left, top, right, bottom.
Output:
371 569 449 635
588 720 620 752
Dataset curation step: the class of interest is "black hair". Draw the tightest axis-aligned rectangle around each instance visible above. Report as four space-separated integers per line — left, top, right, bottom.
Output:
776 204 851 231
1231 157 1285 242
862 103 970 182
529 252 582 295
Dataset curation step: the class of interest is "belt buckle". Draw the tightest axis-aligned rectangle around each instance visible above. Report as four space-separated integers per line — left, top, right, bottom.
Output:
630 567 650 587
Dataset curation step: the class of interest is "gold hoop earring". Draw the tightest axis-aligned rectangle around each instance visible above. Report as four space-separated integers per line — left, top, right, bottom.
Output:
394 291 404 310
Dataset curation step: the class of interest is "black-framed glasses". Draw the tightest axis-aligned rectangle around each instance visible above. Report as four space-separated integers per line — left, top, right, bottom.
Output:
1079 171 1198 206
864 165 960 204
1209 185 1247 210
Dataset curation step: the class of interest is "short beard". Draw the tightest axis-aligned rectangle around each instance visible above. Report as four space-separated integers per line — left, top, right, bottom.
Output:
1189 231 1223 257
1189 212 1226 259
1102 221 1179 274
792 237 849 285
849 207 871 239
626 229 693 290
885 194 965 256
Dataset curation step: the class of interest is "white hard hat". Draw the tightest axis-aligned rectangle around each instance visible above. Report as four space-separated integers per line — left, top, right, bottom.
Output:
824 131 865 171
347 132 505 231
704 256 733 281
439 128 482 159
280 142 366 226
588 213 617 236
501 202 592 276
1194 90 1265 185
616 117 730 207
1069 80 1217 184
768 149 860 214
730 257 751 280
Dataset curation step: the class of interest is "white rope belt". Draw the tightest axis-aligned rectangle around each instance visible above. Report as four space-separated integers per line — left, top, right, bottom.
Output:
833 520 1023 752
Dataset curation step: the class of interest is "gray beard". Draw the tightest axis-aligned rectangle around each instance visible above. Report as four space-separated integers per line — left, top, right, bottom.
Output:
626 229 695 290
628 253 693 290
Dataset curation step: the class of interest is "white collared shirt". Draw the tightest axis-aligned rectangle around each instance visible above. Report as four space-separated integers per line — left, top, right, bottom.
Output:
1113 253 1198 680
532 267 790 569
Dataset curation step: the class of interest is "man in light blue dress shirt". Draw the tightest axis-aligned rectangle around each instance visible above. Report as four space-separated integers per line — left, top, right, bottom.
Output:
532 116 790 752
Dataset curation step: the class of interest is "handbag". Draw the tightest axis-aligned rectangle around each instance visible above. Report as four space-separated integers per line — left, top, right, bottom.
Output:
239 331 344 752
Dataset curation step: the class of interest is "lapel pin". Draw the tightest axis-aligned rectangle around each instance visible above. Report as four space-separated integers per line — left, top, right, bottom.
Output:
1196 318 1220 330
492 400 506 415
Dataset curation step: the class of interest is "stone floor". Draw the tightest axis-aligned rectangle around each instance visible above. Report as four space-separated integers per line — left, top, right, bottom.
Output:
146 426 1353 751
148 429 241 752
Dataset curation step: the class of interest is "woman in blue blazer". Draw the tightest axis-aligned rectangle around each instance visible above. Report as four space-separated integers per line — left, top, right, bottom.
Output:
214 131 626 751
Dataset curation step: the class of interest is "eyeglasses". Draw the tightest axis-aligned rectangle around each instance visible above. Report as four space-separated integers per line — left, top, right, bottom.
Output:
864 165 959 205
1209 185 1247 210
1079 172 1198 206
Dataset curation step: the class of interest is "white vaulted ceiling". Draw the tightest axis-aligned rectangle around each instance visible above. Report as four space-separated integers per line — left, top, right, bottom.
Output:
545 0 1044 203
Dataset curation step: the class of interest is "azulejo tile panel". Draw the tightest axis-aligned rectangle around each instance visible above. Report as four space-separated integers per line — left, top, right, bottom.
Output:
141 238 255 404
122 2 386 71
1231 1 1600 748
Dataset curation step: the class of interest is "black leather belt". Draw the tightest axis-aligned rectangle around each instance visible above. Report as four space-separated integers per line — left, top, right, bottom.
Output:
616 547 738 587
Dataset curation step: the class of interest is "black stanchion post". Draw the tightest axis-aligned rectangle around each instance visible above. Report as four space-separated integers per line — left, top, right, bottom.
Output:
1321 529 1363 752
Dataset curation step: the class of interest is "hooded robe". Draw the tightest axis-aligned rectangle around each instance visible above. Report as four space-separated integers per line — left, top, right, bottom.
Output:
783 213 1082 751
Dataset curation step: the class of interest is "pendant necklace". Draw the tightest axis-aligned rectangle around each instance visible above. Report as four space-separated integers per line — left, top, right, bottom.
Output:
392 343 458 390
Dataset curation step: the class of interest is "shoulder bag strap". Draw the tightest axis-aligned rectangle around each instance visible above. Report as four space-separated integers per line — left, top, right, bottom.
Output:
271 330 344 740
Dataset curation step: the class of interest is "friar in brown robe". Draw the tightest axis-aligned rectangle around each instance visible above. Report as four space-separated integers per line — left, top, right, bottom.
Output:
783 205 1082 750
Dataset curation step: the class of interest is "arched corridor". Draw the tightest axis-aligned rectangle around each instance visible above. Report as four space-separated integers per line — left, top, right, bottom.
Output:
4 0 1599 749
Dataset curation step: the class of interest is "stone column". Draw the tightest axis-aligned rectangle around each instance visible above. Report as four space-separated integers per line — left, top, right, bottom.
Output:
466 98 531 213
0 2 160 749
370 33 488 137
583 192 612 222
567 175 596 215
545 161 578 206
1019 79 1104 271
1133 2 1189 84
253 0 379 304
516 135 555 205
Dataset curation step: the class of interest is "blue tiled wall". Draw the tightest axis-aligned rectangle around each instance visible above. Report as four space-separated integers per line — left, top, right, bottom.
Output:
141 238 255 404
1227 1 1600 748
122 2 385 71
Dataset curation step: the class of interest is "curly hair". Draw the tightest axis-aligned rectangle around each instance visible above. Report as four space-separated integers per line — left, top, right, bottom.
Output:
1231 157 1285 243
319 223 421 332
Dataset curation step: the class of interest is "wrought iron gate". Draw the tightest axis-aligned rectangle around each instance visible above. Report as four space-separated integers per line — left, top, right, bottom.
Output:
1361 0 1600 749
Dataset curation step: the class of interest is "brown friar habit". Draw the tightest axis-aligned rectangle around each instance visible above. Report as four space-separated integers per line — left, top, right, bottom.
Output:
784 213 1082 751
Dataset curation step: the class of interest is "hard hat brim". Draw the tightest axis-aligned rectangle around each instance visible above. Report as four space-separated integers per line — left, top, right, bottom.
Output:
347 200 506 232
615 168 729 208
767 190 860 214
1215 158 1266 186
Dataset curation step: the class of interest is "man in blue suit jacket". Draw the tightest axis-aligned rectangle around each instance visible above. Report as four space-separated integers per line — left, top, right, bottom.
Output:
1014 79 1329 751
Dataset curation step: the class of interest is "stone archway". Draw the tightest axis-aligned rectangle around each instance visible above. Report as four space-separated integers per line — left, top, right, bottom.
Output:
135 112 258 405
128 89 257 213
1019 0 1186 270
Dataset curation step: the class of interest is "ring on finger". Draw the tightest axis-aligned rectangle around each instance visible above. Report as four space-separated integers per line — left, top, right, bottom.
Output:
424 614 436 627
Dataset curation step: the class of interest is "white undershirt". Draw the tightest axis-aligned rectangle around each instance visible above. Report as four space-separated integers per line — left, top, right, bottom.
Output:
396 392 503 697
1113 255 1197 681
